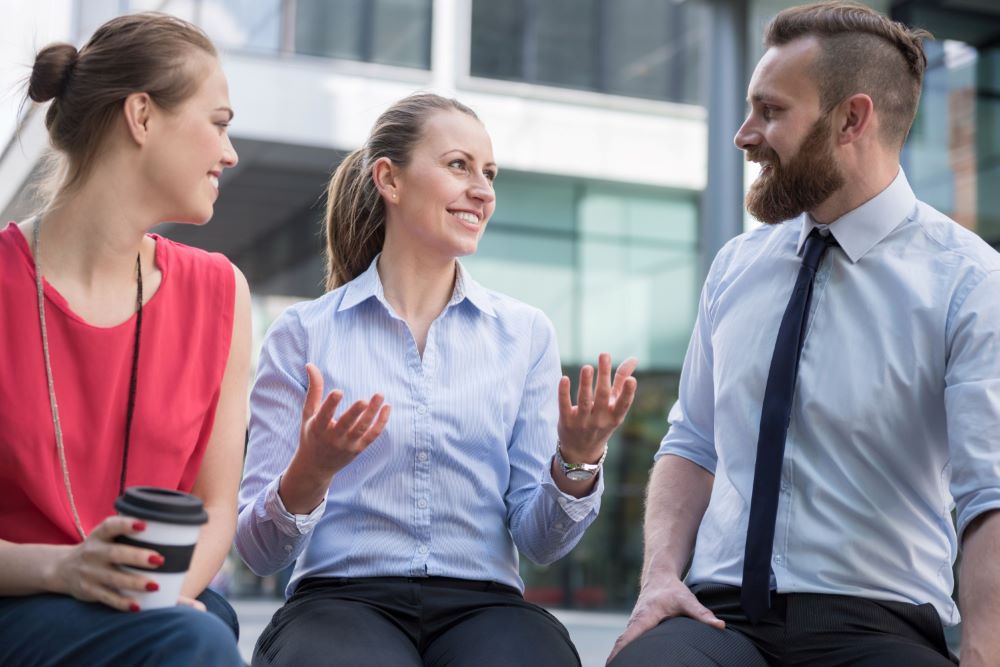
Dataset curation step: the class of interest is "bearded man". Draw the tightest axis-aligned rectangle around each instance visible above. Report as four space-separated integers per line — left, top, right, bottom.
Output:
608 2 1000 666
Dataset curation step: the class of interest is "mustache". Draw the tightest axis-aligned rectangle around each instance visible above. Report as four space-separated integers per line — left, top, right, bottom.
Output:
745 146 779 165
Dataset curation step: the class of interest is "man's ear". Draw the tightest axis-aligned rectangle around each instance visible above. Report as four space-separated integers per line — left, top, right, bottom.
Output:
836 93 875 146
372 157 399 203
122 92 154 146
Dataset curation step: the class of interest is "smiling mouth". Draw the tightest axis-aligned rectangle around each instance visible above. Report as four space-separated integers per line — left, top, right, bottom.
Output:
451 211 481 226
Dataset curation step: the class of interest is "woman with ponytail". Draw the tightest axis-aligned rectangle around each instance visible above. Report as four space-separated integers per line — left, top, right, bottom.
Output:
0 13 248 666
238 93 638 666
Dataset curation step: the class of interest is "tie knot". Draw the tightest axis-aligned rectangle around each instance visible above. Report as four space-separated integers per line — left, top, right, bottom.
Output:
802 227 837 271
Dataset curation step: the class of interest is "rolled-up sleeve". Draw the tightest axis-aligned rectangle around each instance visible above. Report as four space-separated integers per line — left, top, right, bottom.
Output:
236 309 322 576
945 270 1000 540
506 311 602 565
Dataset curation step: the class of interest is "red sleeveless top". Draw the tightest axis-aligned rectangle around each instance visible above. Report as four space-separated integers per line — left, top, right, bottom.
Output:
0 222 235 545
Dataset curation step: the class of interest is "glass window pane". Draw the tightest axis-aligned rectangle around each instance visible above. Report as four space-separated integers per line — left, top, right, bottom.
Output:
201 0 282 52
462 230 577 358
533 0 599 90
604 0 709 104
371 0 431 68
604 0 670 100
580 185 698 245
470 0 523 81
294 0 364 60
578 184 698 369
469 0 708 103
492 173 576 232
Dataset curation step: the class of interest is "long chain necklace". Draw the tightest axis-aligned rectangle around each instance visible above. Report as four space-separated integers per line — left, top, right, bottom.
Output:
32 219 143 540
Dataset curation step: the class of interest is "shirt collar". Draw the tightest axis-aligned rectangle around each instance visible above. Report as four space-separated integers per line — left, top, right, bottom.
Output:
452 260 497 317
338 254 496 317
795 168 917 263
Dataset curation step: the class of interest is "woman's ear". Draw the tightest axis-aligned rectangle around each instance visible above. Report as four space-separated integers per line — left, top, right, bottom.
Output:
372 157 399 203
121 92 153 146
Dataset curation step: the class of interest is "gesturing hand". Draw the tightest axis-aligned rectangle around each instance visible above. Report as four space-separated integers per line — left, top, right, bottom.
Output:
298 363 392 478
557 353 638 465
50 516 164 612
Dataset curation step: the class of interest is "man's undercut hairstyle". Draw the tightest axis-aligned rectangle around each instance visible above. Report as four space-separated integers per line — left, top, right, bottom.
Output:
765 1 931 149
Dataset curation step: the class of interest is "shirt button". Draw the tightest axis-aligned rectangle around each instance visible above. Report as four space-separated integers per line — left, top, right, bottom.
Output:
417 544 429 554
555 522 566 530
417 498 428 509
283 544 292 553
773 554 783 564
780 482 789 492
417 405 427 415
417 451 428 462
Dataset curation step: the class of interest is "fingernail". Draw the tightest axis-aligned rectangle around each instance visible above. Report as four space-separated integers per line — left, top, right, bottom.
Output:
129 603 141 613
148 554 164 566
132 521 146 531
145 581 159 592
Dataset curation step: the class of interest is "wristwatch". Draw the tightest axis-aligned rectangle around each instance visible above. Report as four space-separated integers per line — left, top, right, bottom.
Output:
555 443 607 481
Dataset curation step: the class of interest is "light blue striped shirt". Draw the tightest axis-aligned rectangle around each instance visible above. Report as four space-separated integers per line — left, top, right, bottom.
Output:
658 169 1000 624
237 258 602 595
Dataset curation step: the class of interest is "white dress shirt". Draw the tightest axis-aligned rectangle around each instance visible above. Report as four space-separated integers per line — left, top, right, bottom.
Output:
658 169 1000 624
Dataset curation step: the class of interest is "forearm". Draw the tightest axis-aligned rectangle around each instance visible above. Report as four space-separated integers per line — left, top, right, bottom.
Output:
510 470 602 564
959 510 1000 666
236 477 317 576
181 504 236 598
0 540 67 596
640 454 713 586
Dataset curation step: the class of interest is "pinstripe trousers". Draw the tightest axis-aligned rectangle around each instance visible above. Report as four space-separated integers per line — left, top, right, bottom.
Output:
610 584 957 667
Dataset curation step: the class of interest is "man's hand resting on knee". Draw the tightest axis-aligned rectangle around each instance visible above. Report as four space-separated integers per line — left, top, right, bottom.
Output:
608 576 724 663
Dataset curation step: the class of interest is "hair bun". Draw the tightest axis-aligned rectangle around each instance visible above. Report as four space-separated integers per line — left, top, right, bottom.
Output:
29 42 79 103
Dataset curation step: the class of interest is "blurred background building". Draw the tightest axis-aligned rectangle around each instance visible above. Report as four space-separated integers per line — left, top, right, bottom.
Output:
2 0 999 612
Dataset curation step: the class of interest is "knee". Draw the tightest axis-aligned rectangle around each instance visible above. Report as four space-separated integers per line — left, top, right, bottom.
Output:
151 607 243 666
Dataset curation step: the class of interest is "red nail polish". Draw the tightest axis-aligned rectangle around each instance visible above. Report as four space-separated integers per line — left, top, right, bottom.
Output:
129 603 141 612
132 521 146 531
145 581 159 592
148 554 164 566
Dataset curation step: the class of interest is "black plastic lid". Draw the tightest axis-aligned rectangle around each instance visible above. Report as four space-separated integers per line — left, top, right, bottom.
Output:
114 487 208 526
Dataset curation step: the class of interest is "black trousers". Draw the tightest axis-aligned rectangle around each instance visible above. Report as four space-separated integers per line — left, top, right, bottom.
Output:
252 576 581 666
609 585 957 667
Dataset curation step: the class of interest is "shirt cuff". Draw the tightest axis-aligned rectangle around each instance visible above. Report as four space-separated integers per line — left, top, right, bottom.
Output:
540 463 603 522
261 476 326 537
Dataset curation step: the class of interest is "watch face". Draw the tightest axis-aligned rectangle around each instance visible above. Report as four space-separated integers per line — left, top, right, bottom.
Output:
565 468 594 482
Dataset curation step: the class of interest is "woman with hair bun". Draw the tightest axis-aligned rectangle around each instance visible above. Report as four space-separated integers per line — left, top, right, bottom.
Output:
238 93 638 666
0 12 248 666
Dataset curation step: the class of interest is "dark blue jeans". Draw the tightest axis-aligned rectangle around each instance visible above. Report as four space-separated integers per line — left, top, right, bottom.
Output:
0 588 242 667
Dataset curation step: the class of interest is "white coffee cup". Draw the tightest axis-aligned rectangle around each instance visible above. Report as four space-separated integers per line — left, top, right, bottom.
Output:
114 487 208 610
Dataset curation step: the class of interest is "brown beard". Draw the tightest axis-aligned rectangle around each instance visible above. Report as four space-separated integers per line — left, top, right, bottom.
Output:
744 112 846 225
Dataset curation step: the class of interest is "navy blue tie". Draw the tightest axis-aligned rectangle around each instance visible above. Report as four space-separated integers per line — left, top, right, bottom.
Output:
741 227 837 623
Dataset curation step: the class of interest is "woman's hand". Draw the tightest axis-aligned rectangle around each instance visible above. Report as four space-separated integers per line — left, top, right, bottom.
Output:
557 353 638 468
48 516 163 612
280 363 392 514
